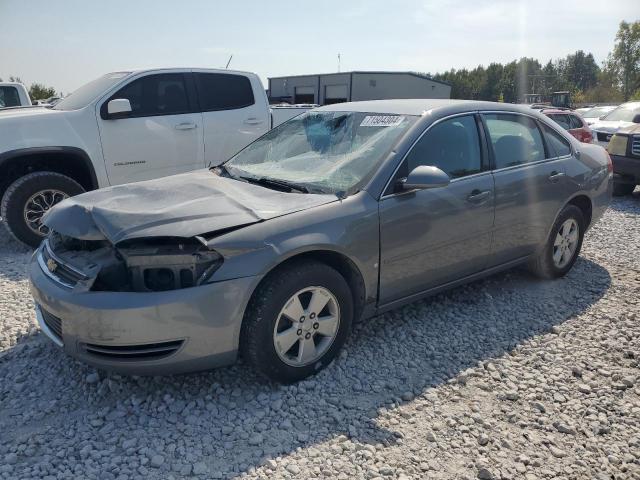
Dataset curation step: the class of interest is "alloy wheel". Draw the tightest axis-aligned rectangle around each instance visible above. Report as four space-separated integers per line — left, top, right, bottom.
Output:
273 286 340 367
552 218 579 268
23 189 68 236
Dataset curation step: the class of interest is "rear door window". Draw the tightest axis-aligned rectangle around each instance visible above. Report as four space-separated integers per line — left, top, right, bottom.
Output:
540 123 572 157
482 113 545 169
109 73 190 117
195 73 255 111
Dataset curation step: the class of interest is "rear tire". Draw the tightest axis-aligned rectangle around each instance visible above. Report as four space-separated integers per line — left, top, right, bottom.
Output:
240 260 353 383
1 171 84 248
528 205 585 279
612 182 635 197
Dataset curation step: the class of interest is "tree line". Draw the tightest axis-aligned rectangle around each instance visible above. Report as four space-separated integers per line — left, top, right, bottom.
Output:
429 20 640 104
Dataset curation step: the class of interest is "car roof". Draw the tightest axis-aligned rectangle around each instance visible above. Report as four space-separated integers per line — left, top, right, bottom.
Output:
314 99 539 116
541 109 576 115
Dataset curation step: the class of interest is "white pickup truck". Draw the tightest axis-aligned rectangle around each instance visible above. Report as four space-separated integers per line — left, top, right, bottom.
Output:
0 82 31 108
0 68 310 246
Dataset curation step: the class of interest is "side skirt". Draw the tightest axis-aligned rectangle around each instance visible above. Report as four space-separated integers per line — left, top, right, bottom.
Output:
374 255 531 316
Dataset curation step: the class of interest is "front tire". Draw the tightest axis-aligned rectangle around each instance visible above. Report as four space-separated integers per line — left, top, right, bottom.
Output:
240 260 353 383
528 205 585 279
1 172 84 247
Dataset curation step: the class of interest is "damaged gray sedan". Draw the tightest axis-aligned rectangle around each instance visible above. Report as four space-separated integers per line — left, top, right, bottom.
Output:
29 100 612 382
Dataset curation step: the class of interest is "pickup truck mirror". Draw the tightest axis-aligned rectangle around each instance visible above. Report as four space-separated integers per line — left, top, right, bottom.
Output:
400 165 450 191
107 99 132 118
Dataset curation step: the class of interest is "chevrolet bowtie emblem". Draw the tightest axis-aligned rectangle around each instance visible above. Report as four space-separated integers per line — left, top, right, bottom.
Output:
46 258 58 273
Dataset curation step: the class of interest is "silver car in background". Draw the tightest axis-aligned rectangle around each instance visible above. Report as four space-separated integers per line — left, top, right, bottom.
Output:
29 100 612 383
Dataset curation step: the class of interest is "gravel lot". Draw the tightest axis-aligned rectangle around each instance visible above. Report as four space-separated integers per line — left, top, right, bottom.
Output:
1 194 639 480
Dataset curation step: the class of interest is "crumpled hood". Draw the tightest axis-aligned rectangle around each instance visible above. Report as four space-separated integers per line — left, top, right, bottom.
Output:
43 169 338 244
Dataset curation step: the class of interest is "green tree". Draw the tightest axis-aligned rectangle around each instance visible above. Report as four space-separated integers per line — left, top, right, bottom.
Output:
607 20 640 101
28 83 57 100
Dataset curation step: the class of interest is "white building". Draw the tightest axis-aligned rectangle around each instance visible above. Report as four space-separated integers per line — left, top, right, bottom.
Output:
268 71 451 105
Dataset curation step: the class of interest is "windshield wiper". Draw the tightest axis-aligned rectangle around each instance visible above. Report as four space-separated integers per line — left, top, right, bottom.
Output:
239 176 309 193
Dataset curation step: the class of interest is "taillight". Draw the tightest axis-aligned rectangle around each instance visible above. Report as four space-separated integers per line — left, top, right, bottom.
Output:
605 151 613 173
584 129 593 144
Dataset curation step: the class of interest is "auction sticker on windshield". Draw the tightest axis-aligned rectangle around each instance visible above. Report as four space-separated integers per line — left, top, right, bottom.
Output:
360 115 405 127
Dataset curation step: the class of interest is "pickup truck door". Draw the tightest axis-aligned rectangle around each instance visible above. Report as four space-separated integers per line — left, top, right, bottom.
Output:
193 71 270 166
97 72 205 186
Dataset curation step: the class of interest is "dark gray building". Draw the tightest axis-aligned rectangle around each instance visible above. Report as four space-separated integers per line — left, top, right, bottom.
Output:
268 71 451 105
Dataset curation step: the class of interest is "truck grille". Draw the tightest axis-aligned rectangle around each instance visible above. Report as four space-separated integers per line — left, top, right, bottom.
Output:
596 131 612 142
38 239 90 288
81 340 184 361
632 135 640 157
40 307 63 342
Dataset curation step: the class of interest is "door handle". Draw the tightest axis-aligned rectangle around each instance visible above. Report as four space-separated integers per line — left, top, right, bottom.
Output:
175 122 197 130
548 171 565 182
467 189 491 203
244 118 263 125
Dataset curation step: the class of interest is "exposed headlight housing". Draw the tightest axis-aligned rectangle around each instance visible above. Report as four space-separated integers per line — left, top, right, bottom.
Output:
119 243 223 292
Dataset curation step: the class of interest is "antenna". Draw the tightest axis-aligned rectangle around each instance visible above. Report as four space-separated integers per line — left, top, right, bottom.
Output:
337 53 341 72
225 55 233 69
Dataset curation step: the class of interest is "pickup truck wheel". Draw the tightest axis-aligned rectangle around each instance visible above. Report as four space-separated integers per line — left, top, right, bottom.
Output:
612 182 635 197
528 204 585 279
240 260 353 383
1 172 84 247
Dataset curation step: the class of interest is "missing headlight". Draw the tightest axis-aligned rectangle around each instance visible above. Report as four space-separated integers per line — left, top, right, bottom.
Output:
102 239 223 292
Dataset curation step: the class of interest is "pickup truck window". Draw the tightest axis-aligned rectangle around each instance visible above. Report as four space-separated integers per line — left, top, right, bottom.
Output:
54 72 130 110
109 73 190 118
0 86 21 108
195 73 255 111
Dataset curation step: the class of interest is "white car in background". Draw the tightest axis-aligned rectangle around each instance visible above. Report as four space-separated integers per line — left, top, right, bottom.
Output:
590 101 640 148
0 68 312 247
580 105 618 126
0 82 31 108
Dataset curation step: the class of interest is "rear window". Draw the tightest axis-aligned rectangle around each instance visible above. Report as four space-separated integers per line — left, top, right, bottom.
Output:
195 73 255 111
569 114 584 129
548 114 571 130
0 86 21 108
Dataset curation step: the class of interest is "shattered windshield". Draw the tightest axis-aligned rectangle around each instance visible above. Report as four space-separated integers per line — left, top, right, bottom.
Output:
224 111 417 194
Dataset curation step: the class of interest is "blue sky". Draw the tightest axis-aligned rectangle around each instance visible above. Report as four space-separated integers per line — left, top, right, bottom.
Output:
1 0 638 94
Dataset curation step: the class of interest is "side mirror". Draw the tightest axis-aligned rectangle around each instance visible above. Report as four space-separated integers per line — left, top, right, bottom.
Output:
632 114 640 124
400 165 450 191
106 98 132 118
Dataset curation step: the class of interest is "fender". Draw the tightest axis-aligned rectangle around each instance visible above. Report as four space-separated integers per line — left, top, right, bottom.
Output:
0 146 99 190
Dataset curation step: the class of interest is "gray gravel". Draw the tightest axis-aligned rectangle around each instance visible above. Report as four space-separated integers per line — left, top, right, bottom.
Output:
1 194 639 480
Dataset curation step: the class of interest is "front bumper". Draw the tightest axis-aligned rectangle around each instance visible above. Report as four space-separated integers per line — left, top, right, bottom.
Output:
29 251 260 375
611 154 640 184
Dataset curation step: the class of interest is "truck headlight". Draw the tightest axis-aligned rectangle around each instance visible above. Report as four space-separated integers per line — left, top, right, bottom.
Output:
119 242 223 292
607 135 628 156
